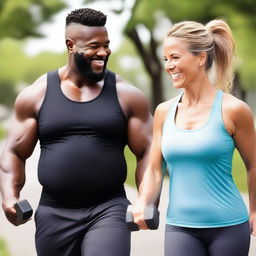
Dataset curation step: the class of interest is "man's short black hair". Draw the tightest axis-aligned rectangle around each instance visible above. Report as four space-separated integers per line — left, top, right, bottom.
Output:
66 8 107 27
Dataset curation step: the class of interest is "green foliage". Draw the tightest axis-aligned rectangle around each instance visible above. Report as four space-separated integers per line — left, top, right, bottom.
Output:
38 0 68 20
0 0 67 108
0 80 17 107
130 0 256 25
23 51 66 84
108 38 150 95
0 39 28 81
0 0 37 38
0 238 10 256
231 14 256 89
0 0 66 39
125 0 219 32
0 37 66 108
0 39 28 107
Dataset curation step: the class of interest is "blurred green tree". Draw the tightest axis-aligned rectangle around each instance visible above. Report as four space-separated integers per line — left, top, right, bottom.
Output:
23 51 66 84
0 0 66 39
0 0 67 111
0 39 66 109
0 39 27 107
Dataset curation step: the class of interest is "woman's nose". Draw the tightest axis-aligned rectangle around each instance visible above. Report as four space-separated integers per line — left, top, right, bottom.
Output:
165 60 175 70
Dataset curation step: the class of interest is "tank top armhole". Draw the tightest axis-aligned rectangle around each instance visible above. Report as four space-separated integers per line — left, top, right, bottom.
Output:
216 90 232 136
36 69 58 120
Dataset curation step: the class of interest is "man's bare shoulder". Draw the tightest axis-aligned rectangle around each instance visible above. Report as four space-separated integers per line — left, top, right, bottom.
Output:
15 74 47 117
115 74 151 116
116 74 147 99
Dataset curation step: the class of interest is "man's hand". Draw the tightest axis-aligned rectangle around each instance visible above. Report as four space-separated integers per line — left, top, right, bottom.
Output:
2 197 31 226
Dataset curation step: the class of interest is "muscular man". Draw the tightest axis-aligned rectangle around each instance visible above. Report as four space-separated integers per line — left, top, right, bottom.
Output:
0 8 152 256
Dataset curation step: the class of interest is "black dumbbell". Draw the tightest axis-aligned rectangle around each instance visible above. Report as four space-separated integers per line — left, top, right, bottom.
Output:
126 204 160 231
14 199 33 220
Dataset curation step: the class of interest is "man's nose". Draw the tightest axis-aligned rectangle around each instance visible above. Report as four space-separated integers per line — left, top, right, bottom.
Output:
96 47 109 57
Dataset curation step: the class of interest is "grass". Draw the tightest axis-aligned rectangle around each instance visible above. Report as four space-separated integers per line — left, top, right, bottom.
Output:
0 239 10 256
125 147 248 193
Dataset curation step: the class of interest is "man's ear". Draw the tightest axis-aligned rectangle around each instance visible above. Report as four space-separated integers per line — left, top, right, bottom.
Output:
66 38 74 54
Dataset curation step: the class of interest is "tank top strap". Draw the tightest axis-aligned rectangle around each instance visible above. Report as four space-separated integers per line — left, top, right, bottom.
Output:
101 70 117 98
46 69 61 100
209 89 224 125
167 93 183 126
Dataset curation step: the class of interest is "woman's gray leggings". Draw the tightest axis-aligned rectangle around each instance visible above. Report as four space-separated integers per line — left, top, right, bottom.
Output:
165 221 250 256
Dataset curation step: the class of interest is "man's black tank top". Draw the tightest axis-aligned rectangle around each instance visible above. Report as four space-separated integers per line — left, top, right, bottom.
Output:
37 70 128 207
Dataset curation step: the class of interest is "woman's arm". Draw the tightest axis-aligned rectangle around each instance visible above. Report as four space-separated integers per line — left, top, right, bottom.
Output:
132 102 170 230
223 94 256 236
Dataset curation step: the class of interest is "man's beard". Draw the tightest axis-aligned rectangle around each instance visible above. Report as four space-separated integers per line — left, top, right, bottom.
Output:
74 52 108 82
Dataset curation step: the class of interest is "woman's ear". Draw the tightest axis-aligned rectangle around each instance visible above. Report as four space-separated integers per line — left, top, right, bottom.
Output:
199 52 207 66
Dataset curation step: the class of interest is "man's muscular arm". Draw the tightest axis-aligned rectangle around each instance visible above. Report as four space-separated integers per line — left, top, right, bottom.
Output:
0 78 45 226
126 91 152 190
116 76 153 190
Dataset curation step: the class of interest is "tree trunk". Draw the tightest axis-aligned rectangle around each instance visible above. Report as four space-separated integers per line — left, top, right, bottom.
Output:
126 27 164 111
151 73 163 111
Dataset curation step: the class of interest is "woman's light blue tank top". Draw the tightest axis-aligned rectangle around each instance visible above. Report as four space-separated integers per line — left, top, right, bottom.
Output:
161 90 248 228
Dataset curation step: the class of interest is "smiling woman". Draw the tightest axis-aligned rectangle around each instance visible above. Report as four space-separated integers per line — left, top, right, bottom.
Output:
163 36 206 90
131 18 256 256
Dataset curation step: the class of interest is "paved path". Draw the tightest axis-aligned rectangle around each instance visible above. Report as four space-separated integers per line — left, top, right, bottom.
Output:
0 144 255 255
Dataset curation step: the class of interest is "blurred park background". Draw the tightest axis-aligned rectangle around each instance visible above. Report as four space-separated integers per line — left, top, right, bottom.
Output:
0 0 255 254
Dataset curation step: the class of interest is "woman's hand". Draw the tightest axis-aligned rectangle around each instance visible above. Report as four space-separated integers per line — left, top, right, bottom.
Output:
131 198 149 230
